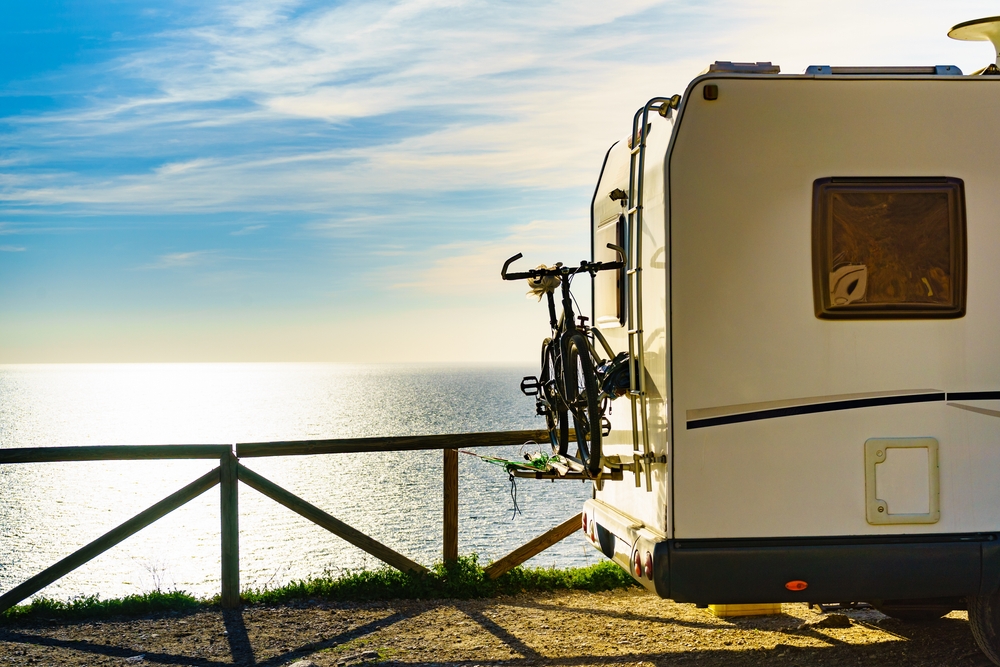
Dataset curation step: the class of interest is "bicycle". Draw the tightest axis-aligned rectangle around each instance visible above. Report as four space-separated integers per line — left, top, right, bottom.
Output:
500 245 632 476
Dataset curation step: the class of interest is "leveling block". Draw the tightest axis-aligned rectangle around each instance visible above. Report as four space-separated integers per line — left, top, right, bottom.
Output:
708 603 783 618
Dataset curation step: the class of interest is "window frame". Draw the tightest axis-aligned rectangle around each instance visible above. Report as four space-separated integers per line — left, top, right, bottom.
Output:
811 177 967 320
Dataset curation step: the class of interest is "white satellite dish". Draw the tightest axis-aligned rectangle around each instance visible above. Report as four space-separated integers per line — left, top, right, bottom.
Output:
949 16 1000 66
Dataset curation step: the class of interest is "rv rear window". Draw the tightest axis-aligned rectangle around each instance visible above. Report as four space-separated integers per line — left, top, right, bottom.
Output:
812 178 966 319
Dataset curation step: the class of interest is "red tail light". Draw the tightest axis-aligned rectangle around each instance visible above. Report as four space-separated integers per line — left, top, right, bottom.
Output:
644 552 653 579
582 513 588 533
785 580 808 591
633 550 642 578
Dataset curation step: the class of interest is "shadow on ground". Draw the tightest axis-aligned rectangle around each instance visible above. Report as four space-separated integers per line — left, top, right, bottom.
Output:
0 589 992 666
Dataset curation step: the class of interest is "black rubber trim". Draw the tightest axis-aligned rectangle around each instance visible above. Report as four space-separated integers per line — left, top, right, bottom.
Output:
686 391 945 430
667 534 986 604
672 532 997 550
948 391 1000 401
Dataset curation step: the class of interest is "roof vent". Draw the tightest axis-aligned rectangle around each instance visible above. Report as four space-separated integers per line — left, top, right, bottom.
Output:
707 61 780 74
949 16 1000 66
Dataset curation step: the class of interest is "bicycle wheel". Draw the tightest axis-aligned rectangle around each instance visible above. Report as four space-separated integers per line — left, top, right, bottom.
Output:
563 332 602 475
539 338 569 455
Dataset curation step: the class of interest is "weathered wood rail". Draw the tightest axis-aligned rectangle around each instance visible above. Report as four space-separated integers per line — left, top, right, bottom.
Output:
0 429 583 613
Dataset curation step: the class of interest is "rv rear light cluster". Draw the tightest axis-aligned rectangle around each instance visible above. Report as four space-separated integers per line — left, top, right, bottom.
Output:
633 550 642 578
644 552 653 579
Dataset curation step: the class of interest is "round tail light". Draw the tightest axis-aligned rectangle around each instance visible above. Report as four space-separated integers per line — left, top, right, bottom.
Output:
633 550 642 578
644 551 653 579
582 513 588 533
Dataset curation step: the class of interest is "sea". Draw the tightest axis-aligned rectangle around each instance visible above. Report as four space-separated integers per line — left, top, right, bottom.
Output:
0 363 598 602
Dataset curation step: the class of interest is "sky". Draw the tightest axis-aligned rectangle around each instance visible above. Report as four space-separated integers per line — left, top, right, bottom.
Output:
1 0 998 363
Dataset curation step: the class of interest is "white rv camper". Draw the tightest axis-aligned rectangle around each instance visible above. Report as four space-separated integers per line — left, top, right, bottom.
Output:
580 16 1000 661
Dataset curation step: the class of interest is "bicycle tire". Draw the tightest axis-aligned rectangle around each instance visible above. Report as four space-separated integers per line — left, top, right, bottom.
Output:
563 332 602 475
539 338 569 455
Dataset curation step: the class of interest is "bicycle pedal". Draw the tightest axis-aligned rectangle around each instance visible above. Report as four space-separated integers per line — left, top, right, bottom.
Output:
520 376 541 396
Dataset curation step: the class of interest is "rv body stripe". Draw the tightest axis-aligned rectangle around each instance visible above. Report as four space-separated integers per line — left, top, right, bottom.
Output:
947 391 1000 401
686 391 946 429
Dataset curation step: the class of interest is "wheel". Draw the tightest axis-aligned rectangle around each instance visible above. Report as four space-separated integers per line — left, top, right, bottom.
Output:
969 593 1000 664
539 339 568 455
562 332 602 475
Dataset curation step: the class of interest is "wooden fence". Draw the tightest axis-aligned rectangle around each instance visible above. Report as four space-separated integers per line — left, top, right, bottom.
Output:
0 430 584 613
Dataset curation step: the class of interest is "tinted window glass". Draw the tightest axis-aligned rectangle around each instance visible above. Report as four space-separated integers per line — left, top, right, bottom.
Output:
813 178 966 319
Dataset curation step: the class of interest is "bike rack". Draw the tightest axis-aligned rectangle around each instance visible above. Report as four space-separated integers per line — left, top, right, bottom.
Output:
510 468 624 482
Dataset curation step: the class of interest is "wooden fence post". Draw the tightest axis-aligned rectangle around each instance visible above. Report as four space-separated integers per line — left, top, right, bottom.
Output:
443 448 458 563
220 447 240 608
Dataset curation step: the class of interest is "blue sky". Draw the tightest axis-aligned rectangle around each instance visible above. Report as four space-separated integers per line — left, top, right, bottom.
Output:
1 0 997 362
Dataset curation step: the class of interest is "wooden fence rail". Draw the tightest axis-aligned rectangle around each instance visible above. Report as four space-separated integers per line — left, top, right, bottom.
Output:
234 429 552 457
0 429 581 613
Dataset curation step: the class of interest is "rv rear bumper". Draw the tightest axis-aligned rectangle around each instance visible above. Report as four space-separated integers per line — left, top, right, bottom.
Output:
583 500 1000 604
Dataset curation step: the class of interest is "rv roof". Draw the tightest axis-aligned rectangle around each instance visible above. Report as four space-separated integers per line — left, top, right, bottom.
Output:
705 62 964 76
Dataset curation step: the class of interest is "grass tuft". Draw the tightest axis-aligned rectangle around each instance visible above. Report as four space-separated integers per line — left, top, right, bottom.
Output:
2 590 201 623
2 556 635 624
242 556 636 604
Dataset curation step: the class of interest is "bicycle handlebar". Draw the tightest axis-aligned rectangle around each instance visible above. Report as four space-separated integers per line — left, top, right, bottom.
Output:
500 244 627 281
501 253 523 280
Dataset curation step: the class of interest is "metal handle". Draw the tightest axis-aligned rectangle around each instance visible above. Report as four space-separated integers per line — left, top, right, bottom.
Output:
606 243 627 265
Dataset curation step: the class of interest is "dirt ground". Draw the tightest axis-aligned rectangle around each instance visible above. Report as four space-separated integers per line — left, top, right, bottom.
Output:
0 588 993 667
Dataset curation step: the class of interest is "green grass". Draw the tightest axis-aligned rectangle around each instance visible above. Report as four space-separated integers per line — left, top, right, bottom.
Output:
1 590 201 624
242 556 636 604
1 557 635 624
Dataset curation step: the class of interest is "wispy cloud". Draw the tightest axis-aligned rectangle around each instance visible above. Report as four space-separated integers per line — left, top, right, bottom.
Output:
0 0 717 214
5 0 995 220
3 0 991 219
0 245 26 252
392 215 588 297
140 250 214 269
231 224 266 236
3 0 998 363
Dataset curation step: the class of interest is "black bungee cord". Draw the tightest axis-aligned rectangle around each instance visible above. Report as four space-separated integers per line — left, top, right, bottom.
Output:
508 471 522 520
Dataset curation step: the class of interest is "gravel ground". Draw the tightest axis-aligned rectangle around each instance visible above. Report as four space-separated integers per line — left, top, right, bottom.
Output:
0 588 993 666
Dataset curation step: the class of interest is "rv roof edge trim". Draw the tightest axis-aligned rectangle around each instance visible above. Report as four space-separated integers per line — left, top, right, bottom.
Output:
804 65 963 76
686 390 946 430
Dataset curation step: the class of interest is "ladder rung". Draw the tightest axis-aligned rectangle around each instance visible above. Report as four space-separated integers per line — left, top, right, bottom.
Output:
629 390 645 397
627 268 641 275
630 145 643 155
627 206 641 214
628 329 643 334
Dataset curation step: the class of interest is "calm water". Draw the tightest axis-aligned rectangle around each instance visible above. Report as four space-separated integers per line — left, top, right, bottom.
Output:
0 363 598 601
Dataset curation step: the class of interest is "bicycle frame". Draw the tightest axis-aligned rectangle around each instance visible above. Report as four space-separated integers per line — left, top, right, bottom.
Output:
501 249 628 474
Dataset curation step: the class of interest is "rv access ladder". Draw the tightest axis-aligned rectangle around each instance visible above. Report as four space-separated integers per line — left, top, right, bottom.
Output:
623 96 679 492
